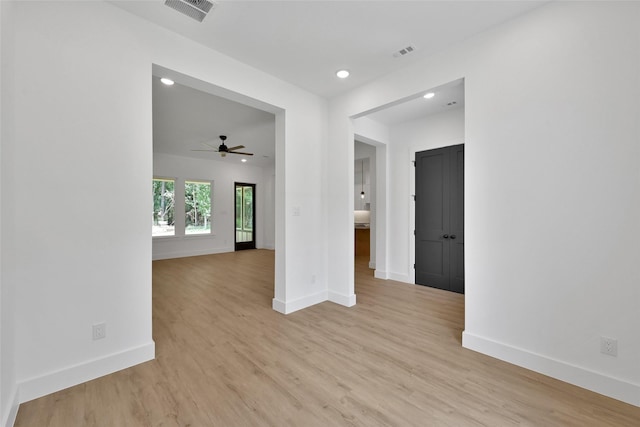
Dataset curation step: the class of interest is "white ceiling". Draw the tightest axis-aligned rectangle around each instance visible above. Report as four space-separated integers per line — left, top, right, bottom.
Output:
366 79 465 126
124 1 546 164
153 77 276 167
113 1 545 98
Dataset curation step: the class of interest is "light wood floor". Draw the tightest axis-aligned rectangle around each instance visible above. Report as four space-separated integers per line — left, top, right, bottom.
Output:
15 250 640 426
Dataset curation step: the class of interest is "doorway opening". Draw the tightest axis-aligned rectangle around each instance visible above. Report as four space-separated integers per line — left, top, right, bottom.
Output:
151 64 284 313
351 78 464 296
235 182 256 251
354 141 376 268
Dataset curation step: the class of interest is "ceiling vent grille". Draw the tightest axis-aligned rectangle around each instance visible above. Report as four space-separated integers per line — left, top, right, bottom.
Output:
393 45 417 58
164 0 215 22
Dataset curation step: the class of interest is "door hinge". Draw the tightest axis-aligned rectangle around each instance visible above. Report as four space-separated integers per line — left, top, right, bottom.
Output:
413 229 416 235
412 160 416 167
412 194 416 201
413 263 416 269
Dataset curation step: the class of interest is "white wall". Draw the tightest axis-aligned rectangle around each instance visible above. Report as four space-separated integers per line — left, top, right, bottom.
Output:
329 1 640 406
387 107 465 283
353 158 369 210
152 153 275 260
3 0 328 406
0 1 19 425
262 166 276 250
354 142 374 211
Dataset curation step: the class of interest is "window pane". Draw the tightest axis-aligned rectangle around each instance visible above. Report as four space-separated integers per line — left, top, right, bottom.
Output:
235 187 242 229
243 186 253 232
152 179 175 236
185 181 211 235
235 185 254 243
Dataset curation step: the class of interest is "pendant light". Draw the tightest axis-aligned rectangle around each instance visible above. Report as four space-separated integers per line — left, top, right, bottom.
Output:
360 159 365 199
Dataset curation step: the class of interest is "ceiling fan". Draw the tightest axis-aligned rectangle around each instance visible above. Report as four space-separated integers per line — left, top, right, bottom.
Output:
192 135 254 157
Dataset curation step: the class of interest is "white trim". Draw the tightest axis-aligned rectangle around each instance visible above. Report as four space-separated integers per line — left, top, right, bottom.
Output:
18 342 155 404
152 233 218 241
368 261 376 269
462 331 640 407
152 246 234 261
328 291 356 307
2 386 19 427
374 269 389 280
272 290 328 315
271 298 287 314
389 272 411 283
409 146 416 284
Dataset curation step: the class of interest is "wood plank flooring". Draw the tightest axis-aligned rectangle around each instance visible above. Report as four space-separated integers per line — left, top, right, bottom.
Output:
15 250 640 426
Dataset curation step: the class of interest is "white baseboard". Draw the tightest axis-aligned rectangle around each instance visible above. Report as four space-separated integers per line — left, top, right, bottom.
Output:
271 298 287 314
152 247 234 261
374 270 412 284
18 341 155 404
389 272 410 283
328 291 356 307
368 261 376 269
374 269 388 279
2 385 19 427
462 331 640 407
272 290 328 315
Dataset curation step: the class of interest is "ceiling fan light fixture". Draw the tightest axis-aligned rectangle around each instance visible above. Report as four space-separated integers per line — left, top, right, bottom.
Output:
190 135 254 157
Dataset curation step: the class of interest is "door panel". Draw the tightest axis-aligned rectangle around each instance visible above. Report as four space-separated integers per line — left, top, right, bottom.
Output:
423 240 445 276
415 149 450 290
415 144 464 293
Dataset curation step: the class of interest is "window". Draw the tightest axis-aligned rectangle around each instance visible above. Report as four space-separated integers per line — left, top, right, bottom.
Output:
185 180 212 235
152 178 175 236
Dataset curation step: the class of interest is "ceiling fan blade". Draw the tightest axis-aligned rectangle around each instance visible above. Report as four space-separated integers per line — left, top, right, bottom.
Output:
227 145 245 151
229 151 254 156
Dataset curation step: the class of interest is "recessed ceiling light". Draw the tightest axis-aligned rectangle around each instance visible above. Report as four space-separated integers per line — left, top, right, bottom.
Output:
241 158 247 163
423 92 435 99
336 70 350 79
160 77 175 86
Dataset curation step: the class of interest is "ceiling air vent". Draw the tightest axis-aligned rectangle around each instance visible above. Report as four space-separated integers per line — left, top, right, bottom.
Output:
164 0 215 22
393 45 417 58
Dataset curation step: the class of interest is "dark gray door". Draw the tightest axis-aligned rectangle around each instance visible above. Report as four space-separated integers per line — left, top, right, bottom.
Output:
415 144 464 293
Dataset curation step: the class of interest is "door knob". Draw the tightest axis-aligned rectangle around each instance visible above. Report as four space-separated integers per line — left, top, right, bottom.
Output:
450 234 456 239
443 234 449 239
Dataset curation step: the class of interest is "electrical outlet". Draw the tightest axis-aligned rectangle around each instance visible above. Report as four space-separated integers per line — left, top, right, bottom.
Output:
600 336 617 356
93 323 106 341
